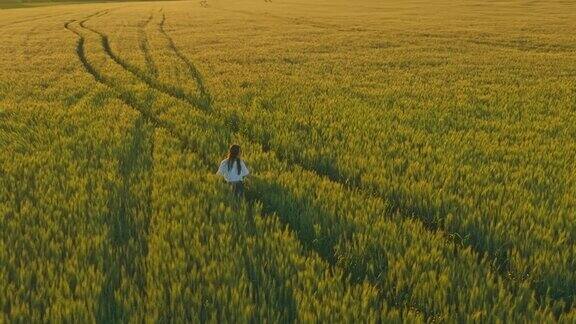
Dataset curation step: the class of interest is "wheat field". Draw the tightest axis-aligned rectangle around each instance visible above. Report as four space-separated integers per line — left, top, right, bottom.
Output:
0 0 575 322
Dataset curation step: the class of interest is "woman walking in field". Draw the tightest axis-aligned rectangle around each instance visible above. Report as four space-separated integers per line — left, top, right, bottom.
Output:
217 144 250 198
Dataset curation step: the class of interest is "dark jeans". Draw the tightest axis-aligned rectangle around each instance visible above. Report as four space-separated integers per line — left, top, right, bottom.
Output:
230 181 244 198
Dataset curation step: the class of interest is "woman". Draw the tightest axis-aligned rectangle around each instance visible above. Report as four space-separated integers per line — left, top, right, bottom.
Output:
217 144 250 197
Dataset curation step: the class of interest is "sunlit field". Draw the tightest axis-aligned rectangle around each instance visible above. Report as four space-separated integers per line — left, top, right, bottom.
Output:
1 0 575 322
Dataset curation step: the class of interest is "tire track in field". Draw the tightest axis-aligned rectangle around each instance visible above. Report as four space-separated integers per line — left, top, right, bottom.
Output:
159 13 212 109
79 19 211 112
139 13 158 77
65 18 210 162
64 19 106 83
66 13 392 319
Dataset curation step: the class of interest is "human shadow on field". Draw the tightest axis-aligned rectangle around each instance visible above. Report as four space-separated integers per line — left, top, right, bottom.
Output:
245 174 389 288
97 117 153 322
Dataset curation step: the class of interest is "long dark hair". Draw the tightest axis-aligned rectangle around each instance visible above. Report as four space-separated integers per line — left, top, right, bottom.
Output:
227 144 242 175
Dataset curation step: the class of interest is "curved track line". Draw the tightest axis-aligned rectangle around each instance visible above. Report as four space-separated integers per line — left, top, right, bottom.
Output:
64 20 199 163
79 19 211 112
139 13 158 77
159 13 212 108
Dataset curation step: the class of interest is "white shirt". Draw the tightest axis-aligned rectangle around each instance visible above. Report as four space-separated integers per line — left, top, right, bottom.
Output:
217 159 249 182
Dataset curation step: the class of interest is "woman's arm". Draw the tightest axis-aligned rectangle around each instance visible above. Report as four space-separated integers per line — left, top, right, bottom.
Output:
241 160 250 177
